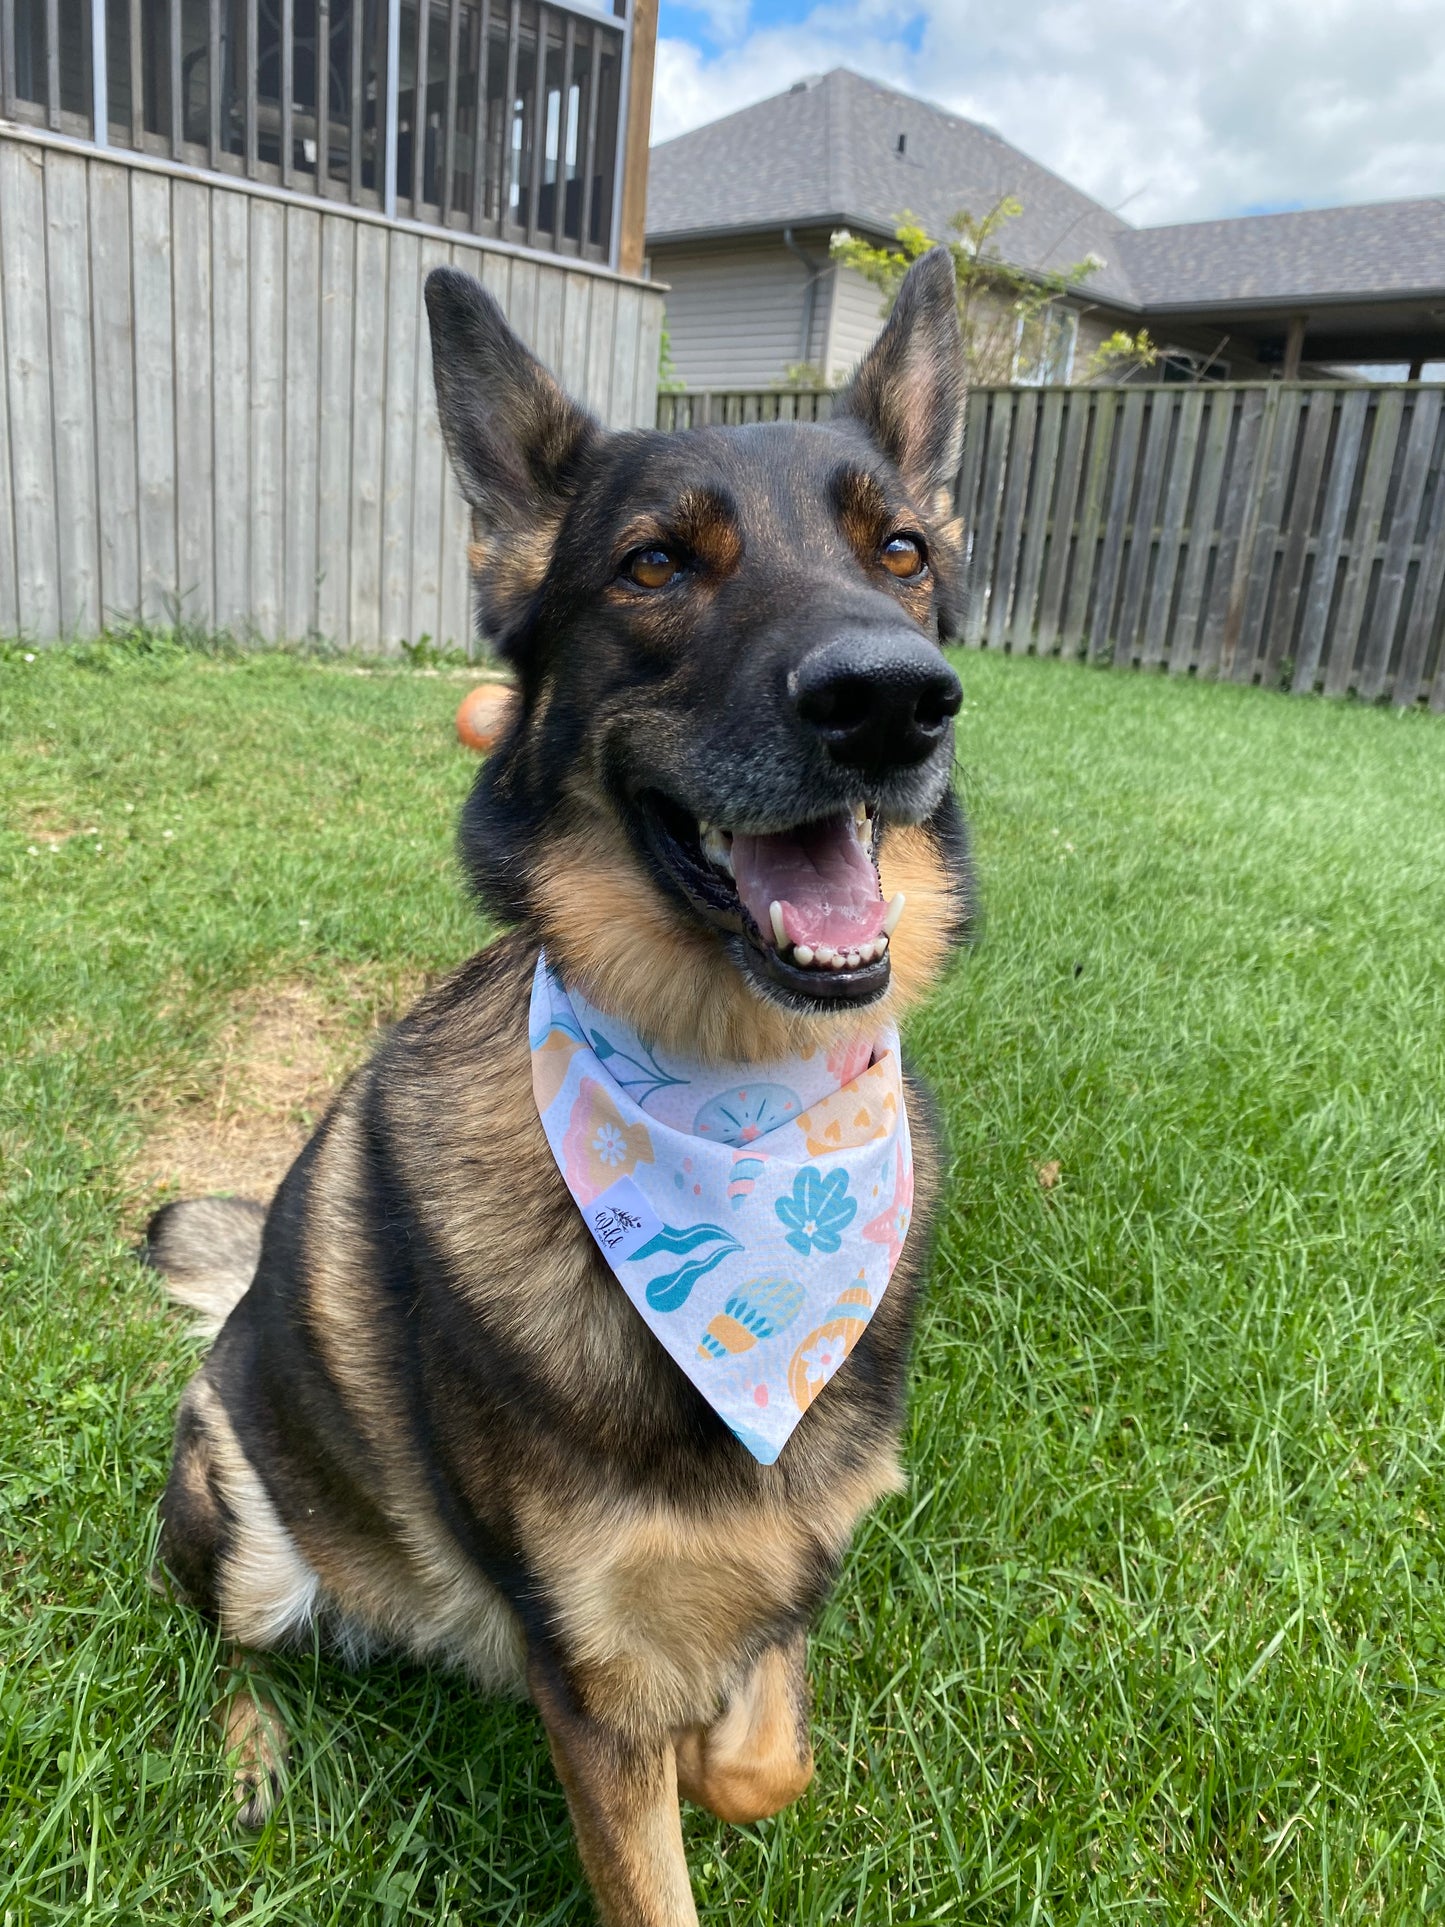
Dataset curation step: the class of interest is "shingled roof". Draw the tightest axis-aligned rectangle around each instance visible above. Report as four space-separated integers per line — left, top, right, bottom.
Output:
1116 200 1445 310
648 70 1445 314
646 69 1138 305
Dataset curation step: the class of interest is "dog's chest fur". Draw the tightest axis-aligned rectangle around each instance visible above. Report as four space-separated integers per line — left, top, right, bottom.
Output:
206 930 935 1734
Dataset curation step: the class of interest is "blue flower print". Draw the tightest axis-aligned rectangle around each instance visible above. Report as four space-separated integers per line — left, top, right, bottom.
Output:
776 1166 856 1256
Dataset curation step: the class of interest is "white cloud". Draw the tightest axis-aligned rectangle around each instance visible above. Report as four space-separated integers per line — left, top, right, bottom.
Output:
651 0 1445 225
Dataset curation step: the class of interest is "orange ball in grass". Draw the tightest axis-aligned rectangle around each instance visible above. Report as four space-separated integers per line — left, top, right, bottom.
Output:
455 683 516 752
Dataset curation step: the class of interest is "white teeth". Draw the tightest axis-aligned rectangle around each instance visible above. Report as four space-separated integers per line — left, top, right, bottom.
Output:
769 901 788 949
854 803 868 826
787 932 890 971
700 825 734 876
882 892 906 938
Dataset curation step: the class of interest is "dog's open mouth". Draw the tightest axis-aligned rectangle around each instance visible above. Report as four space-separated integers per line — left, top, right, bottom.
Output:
634 792 904 1005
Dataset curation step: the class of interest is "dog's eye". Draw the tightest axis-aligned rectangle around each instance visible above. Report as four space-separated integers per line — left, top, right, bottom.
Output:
879 534 927 579
623 546 683 589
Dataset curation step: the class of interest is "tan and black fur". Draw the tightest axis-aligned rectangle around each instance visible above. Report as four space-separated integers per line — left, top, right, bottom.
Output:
147 248 974 1924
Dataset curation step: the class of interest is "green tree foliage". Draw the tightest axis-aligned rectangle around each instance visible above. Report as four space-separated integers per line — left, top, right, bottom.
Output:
658 316 685 393
831 199 1156 386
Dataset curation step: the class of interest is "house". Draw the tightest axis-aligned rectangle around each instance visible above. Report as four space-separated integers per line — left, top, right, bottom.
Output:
0 0 662 647
646 69 1445 392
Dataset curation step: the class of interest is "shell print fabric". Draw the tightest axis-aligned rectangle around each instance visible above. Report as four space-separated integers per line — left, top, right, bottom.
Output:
529 953 913 1464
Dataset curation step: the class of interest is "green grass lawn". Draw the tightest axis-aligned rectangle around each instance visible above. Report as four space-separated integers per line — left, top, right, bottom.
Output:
3 635 1445 1925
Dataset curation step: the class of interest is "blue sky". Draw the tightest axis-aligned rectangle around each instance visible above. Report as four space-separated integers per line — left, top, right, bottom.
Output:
650 0 1445 229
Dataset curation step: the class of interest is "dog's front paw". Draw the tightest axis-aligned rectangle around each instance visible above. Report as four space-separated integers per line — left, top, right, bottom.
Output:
219 1670 289 1829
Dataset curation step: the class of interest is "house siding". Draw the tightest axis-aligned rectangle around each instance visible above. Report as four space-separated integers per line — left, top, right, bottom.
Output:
825 265 887 384
651 233 834 389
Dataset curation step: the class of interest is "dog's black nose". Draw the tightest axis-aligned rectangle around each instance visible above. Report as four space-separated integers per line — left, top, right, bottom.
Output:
792 630 962 771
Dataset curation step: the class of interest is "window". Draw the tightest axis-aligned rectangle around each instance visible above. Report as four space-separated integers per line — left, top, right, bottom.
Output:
1013 305 1078 385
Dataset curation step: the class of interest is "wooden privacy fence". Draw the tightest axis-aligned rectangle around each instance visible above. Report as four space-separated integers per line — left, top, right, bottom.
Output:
0 124 663 648
957 382 1445 708
657 380 1445 707
655 389 836 428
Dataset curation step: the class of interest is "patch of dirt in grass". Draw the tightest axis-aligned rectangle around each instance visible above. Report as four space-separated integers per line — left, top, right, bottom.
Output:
130 970 428 1211
17 807 96 847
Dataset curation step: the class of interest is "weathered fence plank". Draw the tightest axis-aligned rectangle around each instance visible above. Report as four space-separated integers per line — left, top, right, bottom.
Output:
316 218 356 649
1324 391 1403 696
173 180 216 630
1088 388 1144 662
561 269 595 398
131 171 179 627
964 396 1013 646
284 205 323 641
954 391 989 553
45 148 101 637
1222 384 1287 680
1358 390 1441 701
987 390 1038 648
248 196 287 639
1167 389 1231 674
1009 388 1060 646
211 185 251 631
1114 390 1173 667
1 140 59 638
1261 389 1331 687
88 161 141 626
1393 406 1445 708
1291 388 1369 694
348 221 390 652
380 228 422 646
1061 390 1116 660
1198 389 1267 677
1140 389 1202 670
1034 389 1088 654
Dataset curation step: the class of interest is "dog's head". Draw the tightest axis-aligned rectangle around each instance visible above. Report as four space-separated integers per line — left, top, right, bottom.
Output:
427 250 974 1061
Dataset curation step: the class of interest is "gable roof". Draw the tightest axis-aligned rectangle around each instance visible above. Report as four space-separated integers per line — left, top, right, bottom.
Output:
646 69 1139 305
647 70 1445 314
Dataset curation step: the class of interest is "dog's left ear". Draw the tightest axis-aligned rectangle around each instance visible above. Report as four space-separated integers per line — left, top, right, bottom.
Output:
426 266 599 647
836 247 965 513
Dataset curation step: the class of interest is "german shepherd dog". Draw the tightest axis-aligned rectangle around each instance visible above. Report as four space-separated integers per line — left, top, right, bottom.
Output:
146 247 972 1925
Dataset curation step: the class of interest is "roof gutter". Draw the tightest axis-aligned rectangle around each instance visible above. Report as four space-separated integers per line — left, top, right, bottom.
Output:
1130 285 1445 318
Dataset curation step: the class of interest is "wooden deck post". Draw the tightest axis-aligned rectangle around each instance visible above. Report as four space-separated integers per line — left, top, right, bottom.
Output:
1283 315 1307 381
616 0 658 278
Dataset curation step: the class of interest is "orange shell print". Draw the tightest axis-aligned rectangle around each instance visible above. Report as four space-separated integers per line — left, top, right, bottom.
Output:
786 1285 872 1412
560 1076 654 1203
796 1061 898 1159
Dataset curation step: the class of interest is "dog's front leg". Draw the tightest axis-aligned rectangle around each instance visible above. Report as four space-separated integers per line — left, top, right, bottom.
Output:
528 1652 698 1927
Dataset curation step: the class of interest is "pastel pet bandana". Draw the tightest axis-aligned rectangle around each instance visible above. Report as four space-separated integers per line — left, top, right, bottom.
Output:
529 953 913 1463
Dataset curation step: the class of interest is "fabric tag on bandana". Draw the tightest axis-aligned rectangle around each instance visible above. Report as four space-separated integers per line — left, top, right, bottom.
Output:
529 952 914 1465
582 1177 664 1262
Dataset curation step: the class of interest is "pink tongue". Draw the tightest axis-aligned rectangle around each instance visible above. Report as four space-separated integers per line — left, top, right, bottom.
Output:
731 816 885 951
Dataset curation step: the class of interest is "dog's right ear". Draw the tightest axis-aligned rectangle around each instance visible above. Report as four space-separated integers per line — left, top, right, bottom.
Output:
425 266 599 647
